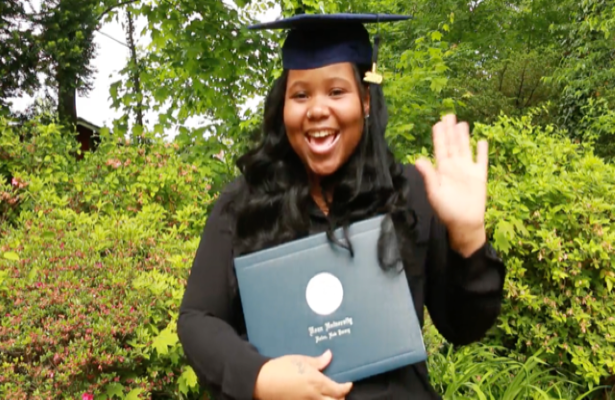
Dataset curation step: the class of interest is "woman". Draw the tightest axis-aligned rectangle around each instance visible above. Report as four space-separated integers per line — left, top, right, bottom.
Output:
177 13 506 400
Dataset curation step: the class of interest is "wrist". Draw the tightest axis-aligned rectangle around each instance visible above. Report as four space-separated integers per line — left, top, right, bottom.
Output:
448 224 486 258
253 360 271 400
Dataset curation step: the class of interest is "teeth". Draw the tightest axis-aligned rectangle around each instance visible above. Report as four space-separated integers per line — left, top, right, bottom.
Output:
307 131 336 138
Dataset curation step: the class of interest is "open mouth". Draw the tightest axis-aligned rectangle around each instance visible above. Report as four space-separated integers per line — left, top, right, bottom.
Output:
304 129 341 155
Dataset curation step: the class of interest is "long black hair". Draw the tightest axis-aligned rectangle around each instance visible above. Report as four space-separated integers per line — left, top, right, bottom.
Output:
225 63 417 272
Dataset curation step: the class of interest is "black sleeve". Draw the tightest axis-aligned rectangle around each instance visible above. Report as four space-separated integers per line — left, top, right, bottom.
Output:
424 213 507 346
177 184 270 400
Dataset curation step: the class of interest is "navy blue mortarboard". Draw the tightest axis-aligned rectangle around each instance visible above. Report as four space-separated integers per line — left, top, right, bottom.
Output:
248 13 412 84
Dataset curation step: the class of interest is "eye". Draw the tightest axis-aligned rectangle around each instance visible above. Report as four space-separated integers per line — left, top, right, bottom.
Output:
329 88 346 97
291 91 308 100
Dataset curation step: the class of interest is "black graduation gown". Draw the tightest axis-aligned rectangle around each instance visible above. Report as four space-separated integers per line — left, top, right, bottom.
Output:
177 163 506 400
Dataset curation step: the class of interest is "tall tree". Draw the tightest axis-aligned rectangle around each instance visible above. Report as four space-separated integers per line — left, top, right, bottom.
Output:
2 0 136 124
0 0 39 111
38 0 107 124
108 0 279 162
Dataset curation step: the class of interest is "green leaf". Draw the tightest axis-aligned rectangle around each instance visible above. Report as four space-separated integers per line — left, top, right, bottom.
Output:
27 267 38 282
2 252 19 261
151 327 178 355
125 388 144 400
511 218 529 237
430 77 448 93
105 382 124 399
431 31 443 41
178 366 199 395
493 220 515 254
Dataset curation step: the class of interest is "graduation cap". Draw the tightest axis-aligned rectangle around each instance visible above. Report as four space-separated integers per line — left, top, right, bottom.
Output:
248 13 412 85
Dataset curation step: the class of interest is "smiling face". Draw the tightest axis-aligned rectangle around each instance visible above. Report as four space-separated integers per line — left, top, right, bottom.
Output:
283 62 370 178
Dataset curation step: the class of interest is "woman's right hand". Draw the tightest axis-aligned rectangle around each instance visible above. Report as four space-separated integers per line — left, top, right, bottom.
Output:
254 350 353 400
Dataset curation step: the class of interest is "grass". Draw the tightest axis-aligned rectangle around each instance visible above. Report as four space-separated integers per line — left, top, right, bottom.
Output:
422 315 613 400
428 344 611 400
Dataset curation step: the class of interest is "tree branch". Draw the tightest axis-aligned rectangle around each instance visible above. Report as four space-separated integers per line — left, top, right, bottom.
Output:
97 0 141 21
498 61 509 92
515 61 528 108
524 79 540 108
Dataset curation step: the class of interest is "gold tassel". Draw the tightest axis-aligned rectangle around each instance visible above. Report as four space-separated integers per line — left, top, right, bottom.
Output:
364 62 383 84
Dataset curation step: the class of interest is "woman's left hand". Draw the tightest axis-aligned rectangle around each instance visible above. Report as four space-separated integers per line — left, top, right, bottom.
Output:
415 114 488 257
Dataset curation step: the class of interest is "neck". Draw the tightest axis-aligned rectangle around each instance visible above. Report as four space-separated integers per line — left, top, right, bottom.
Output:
308 173 329 216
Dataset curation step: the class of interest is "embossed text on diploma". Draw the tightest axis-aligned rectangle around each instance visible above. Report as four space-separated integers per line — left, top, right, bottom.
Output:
308 317 354 343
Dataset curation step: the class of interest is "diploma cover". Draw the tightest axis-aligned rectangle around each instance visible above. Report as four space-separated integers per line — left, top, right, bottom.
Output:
234 215 427 383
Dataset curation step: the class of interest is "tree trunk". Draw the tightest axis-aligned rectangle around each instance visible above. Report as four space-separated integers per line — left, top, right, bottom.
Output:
57 73 77 125
125 9 144 128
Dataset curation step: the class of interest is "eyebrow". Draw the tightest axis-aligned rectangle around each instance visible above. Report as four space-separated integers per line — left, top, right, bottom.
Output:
287 80 308 91
287 76 353 92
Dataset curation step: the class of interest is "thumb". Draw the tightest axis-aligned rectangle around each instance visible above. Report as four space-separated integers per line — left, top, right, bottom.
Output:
321 379 353 398
305 349 332 371
415 158 439 197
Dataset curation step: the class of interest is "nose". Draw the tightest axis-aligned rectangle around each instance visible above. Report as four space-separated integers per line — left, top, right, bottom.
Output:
306 103 330 121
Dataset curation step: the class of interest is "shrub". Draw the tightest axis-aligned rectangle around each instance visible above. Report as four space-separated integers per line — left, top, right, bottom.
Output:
0 117 215 399
409 112 615 389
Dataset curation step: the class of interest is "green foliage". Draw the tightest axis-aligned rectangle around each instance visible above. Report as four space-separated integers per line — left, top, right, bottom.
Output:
0 0 40 108
38 0 100 93
430 345 608 399
421 315 611 399
445 44 561 128
0 117 82 224
2 0 140 122
406 111 615 391
384 22 460 157
546 0 615 159
0 209 200 399
108 0 278 158
476 113 615 386
0 116 218 398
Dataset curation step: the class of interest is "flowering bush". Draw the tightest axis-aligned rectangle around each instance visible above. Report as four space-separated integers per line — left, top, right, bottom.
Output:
0 117 217 399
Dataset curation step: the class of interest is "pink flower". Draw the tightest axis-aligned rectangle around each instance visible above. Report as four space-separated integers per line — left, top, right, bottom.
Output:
82 394 94 400
11 178 17 186
213 150 225 160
